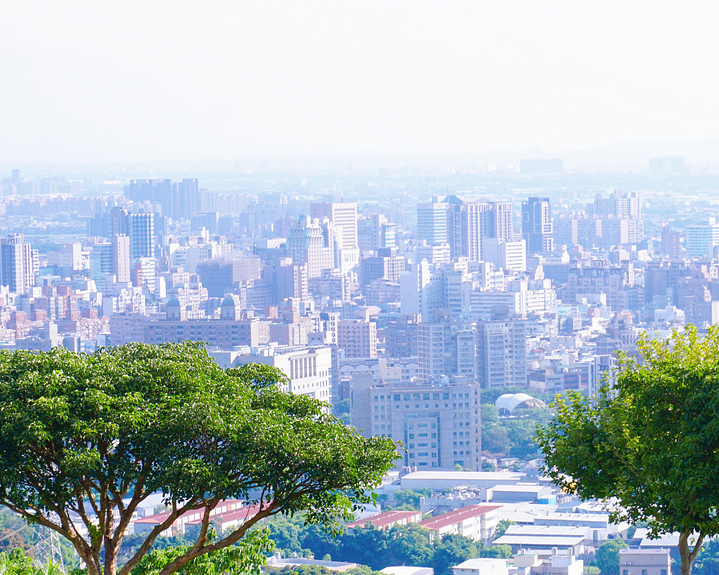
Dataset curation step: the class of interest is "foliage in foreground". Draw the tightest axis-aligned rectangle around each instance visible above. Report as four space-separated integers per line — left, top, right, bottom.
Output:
536 325 719 575
0 549 63 574
0 343 398 575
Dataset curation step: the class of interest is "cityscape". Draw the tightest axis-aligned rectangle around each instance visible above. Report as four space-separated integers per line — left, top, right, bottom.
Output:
0 162 717 459
3 1 719 574
2 149 719 574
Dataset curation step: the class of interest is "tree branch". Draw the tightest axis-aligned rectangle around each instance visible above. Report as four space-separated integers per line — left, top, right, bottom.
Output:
156 501 281 575
117 498 203 575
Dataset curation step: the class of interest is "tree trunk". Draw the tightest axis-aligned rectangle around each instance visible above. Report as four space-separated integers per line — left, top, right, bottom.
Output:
104 541 118 575
678 529 704 575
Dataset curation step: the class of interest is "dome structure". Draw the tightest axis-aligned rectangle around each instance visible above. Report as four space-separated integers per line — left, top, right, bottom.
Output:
495 392 546 415
220 295 240 320
165 297 186 321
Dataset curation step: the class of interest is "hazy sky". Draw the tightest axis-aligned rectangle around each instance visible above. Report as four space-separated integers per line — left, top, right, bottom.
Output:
2 1 719 163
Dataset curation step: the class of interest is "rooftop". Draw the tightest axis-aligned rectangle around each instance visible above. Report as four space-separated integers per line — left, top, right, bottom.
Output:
420 504 502 530
346 509 421 529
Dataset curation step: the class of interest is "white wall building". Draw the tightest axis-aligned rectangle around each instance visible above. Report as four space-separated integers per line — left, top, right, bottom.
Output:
454 558 508 575
213 345 332 402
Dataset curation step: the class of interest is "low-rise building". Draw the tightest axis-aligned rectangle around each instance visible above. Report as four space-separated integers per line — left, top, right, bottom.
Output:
346 510 423 530
453 558 508 575
420 504 502 542
510 551 583 575
133 499 247 538
619 548 671 575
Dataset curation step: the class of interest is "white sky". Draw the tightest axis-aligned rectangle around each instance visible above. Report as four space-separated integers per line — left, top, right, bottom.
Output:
1 1 719 163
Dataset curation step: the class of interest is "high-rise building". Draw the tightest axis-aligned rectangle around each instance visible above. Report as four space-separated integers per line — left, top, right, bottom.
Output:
112 235 131 283
487 202 514 241
522 197 554 253
417 323 449 381
352 377 481 470
661 224 681 258
417 200 449 245
128 213 155 259
0 234 36 295
446 197 490 261
310 202 359 274
481 238 527 273
310 202 358 249
443 197 514 261
275 258 309 302
287 216 335 278
337 319 377 358
585 191 643 245
476 320 527 388
110 207 129 237
361 248 406 286
685 219 719 258
358 214 398 252
89 240 113 279
400 260 435 320
125 178 200 220
177 178 200 219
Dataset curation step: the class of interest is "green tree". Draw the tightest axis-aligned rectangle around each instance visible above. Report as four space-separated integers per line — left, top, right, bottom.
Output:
391 490 432 510
345 567 385 575
503 419 539 460
493 521 515 539
482 425 510 455
299 525 340 562
480 404 499 426
385 525 433 567
432 534 479 575
334 526 389 570
266 516 305 556
0 548 63 574
127 529 273 575
536 326 719 575
482 545 511 559
332 399 351 425
594 540 628 575
0 344 398 575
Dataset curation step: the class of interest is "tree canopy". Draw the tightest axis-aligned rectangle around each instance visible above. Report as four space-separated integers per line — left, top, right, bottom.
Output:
536 326 719 575
593 539 628 575
0 343 398 575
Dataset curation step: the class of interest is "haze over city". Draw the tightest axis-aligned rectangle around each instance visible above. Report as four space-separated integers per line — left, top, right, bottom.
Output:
3 1 719 164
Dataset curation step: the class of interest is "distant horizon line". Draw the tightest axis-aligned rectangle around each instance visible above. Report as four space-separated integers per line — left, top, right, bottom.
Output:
3 137 719 169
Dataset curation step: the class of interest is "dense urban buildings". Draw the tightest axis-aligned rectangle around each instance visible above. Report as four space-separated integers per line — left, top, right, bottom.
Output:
0 163 713 574
1 166 717 478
